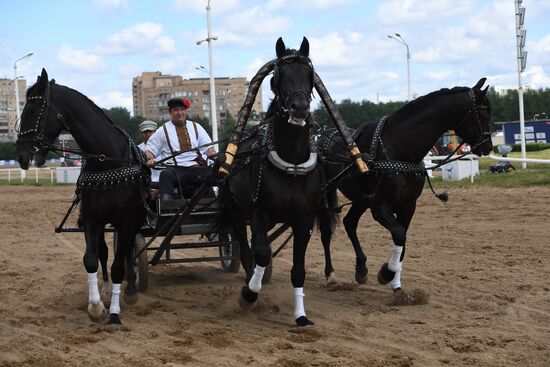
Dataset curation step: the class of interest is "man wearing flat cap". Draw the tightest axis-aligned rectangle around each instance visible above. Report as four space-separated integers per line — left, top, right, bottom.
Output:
145 97 216 200
137 120 160 187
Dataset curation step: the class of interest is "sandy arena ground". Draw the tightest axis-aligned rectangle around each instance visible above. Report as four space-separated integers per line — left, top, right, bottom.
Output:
1 185 549 367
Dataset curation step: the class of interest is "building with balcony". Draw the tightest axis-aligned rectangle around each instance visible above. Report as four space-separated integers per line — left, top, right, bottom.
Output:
0 78 26 142
132 72 263 122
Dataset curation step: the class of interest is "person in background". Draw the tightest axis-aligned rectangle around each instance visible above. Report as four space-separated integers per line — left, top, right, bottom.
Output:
137 120 160 189
145 98 216 201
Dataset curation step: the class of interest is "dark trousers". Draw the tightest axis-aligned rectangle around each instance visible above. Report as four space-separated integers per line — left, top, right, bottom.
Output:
159 166 210 198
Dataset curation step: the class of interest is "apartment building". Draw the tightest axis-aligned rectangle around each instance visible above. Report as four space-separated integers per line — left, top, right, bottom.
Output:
0 78 26 142
132 72 263 122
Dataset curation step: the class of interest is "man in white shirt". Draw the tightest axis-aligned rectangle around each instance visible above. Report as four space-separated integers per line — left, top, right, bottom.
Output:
145 98 216 200
137 120 160 188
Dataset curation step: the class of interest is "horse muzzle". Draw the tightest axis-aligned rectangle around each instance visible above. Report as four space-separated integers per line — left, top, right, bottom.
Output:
473 141 493 157
16 142 46 169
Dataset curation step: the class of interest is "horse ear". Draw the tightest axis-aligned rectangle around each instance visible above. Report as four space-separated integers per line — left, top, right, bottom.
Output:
276 37 286 58
299 37 309 57
481 85 489 98
36 68 49 95
473 77 487 91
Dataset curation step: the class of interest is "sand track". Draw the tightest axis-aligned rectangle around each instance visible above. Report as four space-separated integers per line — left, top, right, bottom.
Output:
1 185 549 366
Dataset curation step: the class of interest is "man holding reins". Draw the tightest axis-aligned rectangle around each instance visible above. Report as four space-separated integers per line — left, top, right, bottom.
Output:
144 98 216 201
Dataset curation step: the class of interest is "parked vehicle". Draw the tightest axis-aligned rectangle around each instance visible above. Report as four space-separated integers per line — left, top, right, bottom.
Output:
61 153 81 167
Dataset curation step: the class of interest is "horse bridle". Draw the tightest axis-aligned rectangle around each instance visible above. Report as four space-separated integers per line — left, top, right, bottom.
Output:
272 54 314 119
17 87 70 153
453 88 492 151
16 88 137 163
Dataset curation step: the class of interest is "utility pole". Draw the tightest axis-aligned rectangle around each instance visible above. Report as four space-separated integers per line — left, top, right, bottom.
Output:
515 0 528 169
196 0 219 150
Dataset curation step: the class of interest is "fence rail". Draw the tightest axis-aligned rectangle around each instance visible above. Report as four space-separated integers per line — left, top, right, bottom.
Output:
2 154 550 185
0 167 80 183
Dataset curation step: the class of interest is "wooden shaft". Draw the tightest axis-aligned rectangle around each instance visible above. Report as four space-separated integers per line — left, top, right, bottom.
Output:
314 72 368 173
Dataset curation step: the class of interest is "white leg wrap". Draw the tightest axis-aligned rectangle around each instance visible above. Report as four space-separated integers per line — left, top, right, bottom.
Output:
294 287 306 319
248 265 265 293
109 283 121 315
87 272 100 304
389 267 402 290
388 245 403 272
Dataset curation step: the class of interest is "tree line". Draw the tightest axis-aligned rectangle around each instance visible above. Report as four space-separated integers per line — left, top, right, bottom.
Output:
1 88 548 160
312 87 550 133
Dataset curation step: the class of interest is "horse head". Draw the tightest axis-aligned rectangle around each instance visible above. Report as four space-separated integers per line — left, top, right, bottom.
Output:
454 78 493 156
270 37 314 125
16 68 65 169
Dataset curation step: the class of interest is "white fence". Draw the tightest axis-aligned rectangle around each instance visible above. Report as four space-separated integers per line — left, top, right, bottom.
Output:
2 155 550 185
424 154 550 183
0 167 81 183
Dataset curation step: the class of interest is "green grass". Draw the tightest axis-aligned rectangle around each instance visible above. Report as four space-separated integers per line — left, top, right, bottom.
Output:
0 179 68 186
478 148 550 170
430 167 550 188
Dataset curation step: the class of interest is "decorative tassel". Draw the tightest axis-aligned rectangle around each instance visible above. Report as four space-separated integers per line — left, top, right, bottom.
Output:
435 191 448 202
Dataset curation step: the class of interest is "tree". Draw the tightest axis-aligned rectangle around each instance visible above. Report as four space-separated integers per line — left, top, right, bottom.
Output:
102 107 149 144
313 99 405 129
0 142 16 160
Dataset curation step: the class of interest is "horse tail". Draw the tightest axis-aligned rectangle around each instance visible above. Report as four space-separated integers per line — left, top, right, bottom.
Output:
316 187 339 231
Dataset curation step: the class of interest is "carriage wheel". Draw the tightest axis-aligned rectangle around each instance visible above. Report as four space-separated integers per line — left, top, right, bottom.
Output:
219 230 241 273
134 233 149 292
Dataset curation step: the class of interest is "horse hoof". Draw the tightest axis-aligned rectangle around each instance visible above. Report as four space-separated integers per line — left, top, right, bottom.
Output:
238 286 258 310
326 272 338 286
355 271 368 285
377 263 395 285
87 301 107 323
107 313 122 325
123 291 139 305
295 316 314 327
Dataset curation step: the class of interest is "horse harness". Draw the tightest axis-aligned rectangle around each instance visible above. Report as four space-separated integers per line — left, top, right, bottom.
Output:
19 85 151 227
250 119 319 204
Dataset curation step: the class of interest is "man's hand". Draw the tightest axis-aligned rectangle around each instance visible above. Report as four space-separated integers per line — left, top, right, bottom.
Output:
147 158 155 167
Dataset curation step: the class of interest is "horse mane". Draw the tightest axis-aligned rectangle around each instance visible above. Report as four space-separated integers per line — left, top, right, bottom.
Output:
390 86 470 118
26 79 117 126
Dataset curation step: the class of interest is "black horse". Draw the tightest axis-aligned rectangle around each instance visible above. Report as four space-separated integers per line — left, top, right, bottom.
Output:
318 79 493 295
225 37 327 326
16 69 148 324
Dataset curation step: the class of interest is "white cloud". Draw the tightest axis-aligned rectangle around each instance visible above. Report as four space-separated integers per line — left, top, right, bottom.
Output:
266 0 285 11
91 0 129 11
56 44 107 72
308 32 366 67
90 90 133 111
527 66 550 90
377 0 474 25
99 23 176 56
245 57 267 81
171 0 240 14
300 0 361 10
222 7 293 41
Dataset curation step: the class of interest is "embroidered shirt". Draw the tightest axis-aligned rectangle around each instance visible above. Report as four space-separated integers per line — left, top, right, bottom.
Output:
145 120 212 167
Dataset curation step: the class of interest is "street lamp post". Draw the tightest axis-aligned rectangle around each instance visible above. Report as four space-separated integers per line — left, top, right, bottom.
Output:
13 52 33 128
196 0 219 150
387 33 411 101
195 65 209 75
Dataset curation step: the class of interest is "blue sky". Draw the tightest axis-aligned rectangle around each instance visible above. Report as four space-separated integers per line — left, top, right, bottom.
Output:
1 0 549 114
